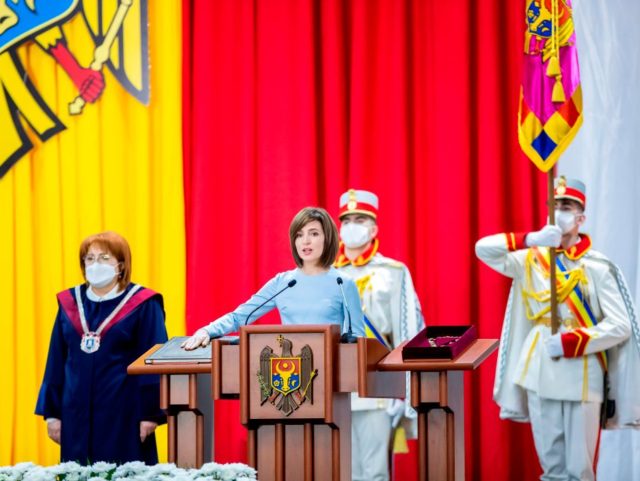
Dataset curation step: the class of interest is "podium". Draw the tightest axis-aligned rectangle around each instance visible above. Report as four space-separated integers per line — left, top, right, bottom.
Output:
130 328 497 481
128 346 213 468
377 339 499 481
213 324 404 481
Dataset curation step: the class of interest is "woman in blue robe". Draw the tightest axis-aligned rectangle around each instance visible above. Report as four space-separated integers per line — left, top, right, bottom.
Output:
36 231 168 464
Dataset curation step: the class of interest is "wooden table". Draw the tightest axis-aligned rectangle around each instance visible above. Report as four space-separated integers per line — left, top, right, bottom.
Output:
129 344 212 467
377 339 499 481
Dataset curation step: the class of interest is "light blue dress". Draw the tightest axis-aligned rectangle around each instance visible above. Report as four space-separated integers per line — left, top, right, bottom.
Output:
202 267 365 338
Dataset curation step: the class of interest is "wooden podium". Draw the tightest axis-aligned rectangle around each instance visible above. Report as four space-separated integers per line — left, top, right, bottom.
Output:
128 346 212 468
377 339 499 481
213 324 404 481
130 329 497 481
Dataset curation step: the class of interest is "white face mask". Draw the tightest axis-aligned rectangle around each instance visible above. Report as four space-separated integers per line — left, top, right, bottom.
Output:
85 263 119 288
555 210 576 234
340 223 372 248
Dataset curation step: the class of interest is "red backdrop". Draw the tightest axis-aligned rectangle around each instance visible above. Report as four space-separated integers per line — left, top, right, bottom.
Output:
183 1 547 479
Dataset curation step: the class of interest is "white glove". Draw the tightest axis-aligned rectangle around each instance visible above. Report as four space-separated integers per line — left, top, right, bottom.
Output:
544 333 564 358
525 225 562 248
386 399 405 428
181 328 211 350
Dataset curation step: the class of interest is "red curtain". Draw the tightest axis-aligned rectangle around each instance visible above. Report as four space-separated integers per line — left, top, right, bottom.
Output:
183 1 547 479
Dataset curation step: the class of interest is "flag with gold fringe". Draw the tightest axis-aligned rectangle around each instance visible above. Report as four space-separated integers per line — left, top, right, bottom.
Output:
518 0 582 172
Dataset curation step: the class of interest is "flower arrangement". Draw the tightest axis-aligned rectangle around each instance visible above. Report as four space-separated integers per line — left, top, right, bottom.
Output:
0 462 257 481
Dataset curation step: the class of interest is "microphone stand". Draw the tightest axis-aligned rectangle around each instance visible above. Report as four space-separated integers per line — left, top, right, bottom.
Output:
337 277 357 344
230 279 297 345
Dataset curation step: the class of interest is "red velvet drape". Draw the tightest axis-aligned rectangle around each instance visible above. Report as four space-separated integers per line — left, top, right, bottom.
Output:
183 1 547 479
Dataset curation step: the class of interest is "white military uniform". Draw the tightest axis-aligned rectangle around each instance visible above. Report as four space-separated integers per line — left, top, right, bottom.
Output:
476 232 640 481
336 240 423 481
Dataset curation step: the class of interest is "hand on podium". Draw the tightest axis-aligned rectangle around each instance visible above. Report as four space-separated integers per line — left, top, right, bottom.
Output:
181 328 211 350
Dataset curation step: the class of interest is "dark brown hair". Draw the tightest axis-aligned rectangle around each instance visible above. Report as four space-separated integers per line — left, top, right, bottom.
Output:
79 231 132 289
289 207 339 269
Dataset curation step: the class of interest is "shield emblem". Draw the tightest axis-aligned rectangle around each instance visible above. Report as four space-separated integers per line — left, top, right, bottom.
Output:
0 0 79 53
270 357 301 396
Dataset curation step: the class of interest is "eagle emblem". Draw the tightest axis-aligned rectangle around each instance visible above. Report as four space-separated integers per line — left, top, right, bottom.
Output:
257 335 317 417
524 0 574 59
0 0 149 176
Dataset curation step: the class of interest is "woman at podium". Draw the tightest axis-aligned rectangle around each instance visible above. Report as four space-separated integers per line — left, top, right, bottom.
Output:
182 207 365 349
35 231 168 464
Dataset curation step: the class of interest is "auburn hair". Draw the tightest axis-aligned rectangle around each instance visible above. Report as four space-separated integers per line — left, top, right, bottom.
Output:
79 231 132 289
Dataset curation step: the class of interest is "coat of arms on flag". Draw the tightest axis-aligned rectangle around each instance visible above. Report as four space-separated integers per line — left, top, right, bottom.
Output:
518 0 582 172
257 335 318 417
0 0 149 177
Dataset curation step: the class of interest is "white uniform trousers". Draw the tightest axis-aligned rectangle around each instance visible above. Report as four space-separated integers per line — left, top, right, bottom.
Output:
351 409 392 481
527 390 601 481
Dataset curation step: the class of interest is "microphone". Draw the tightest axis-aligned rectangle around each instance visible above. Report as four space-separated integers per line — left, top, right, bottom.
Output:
245 279 297 326
337 277 357 344
229 279 297 345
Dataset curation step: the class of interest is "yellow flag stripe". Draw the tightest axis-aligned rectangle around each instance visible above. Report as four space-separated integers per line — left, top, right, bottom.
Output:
0 3 184 465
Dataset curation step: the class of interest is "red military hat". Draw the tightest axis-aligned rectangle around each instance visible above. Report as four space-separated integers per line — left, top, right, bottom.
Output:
554 175 586 208
338 189 379 219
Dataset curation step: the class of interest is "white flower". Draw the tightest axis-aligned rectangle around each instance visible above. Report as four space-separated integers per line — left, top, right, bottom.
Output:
113 462 147 479
88 462 116 473
225 465 255 478
165 475 190 481
50 462 84 474
0 463 36 481
193 463 223 478
22 467 56 481
0 461 258 481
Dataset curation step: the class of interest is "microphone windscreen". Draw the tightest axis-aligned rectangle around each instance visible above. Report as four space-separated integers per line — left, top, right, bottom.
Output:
288 279 297 288
336 277 343 285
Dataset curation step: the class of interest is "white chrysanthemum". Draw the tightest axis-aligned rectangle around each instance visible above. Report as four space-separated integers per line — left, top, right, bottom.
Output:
145 464 182 481
0 463 36 481
88 462 115 473
223 465 256 478
22 467 56 481
0 461 258 481
0 471 18 481
196 463 227 479
112 462 147 479
50 462 84 475
112 475 147 481
165 475 190 481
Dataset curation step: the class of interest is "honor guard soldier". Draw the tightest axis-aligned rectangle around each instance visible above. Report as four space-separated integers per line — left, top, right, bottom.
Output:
475 177 640 481
335 189 424 481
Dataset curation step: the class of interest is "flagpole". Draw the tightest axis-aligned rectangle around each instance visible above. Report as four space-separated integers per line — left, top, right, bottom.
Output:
548 172 560 334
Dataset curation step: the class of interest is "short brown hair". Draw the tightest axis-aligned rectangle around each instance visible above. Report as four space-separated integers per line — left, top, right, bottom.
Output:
289 207 339 269
79 231 132 290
